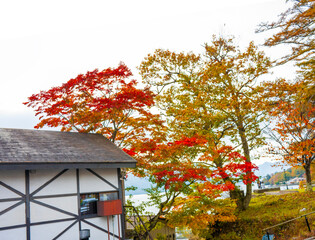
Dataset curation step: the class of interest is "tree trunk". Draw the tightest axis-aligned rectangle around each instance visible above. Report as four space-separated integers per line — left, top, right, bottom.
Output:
229 188 246 211
304 161 313 192
237 122 252 210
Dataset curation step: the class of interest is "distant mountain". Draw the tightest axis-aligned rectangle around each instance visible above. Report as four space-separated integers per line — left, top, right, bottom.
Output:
263 166 305 185
255 162 290 178
125 162 291 195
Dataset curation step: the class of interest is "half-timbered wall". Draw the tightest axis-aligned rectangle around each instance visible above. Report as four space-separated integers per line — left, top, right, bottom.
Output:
0 168 123 240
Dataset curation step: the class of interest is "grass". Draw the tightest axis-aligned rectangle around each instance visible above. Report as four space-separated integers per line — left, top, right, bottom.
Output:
210 191 315 240
296 186 315 193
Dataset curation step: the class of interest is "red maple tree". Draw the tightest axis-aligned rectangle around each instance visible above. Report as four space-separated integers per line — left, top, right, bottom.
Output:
24 63 161 147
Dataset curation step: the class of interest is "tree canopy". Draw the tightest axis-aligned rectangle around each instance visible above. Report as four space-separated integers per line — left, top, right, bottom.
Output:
24 63 161 148
258 0 315 191
257 0 315 65
25 61 259 237
265 76 314 190
23 1 315 238
139 36 270 210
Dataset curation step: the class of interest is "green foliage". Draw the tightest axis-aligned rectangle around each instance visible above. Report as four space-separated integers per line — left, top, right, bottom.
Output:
125 186 138 192
156 233 167 240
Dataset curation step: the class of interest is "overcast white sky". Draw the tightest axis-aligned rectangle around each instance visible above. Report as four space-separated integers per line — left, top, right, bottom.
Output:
0 0 293 130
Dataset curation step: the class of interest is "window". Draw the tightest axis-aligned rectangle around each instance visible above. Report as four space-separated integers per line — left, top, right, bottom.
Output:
99 192 118 201
80 192 119 216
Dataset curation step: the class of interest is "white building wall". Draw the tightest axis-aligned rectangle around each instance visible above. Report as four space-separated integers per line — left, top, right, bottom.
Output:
0 170 25 196
0 168 122 240
30 169 77 196
79 168 118 192
82 214 122 240
0 169 26 238
79 168 122 239
31 222 79 240
0 228 26 240
0 202 25 228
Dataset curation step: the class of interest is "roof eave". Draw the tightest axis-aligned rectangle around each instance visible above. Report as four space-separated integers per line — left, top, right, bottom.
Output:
0 162 137 170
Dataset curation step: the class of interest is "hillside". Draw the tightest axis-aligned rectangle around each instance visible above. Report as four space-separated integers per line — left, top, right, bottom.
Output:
206 191 315 240
262 166 305 185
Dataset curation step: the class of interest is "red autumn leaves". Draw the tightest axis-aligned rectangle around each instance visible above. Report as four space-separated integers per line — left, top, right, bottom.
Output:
124 134 258 191
25 62 258 195
24 63 158 146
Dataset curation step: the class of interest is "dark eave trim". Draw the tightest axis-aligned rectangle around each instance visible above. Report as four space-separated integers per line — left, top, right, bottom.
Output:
0 162 136 170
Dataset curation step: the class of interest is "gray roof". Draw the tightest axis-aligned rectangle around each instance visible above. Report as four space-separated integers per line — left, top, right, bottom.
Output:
0 128 136 170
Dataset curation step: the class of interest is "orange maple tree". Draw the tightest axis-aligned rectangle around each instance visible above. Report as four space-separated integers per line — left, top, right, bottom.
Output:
139 36 269 210
257 0 314 191
265 78 314 190
257 0 315 65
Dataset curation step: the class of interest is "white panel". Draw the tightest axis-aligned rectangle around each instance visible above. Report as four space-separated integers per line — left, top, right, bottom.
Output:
0 170 25 194
80 168 118 193
31 196 78 222
30 169 77 196
31 221 78 240
29 169 59 193
0 185 22 199
58 222 79 240
92 168 119 188
82 215 122 240
30 201 73 223
0 202 25 227
81 218 108 240
0 227 26 240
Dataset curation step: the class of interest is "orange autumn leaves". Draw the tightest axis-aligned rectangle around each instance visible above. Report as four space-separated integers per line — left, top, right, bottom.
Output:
274 100 314 164
169 196 237 231
265 78 314 189
23 48 262 235
139 36 270 211
257 0 315 64
24 38 262 223
22 0 314 234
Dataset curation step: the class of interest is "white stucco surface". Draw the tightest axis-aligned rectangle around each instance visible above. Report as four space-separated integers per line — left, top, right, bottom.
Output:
0 185 21 199
30 169 77 196
30 196 77 222
79 168 118 193
0 170 25 194
38 196 78 214
31 221 79 240
0 202 25 227
81 215 121 240
0 227 26 240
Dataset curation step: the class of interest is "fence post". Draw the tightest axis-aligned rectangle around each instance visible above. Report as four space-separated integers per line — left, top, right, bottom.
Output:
304 216 311 232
